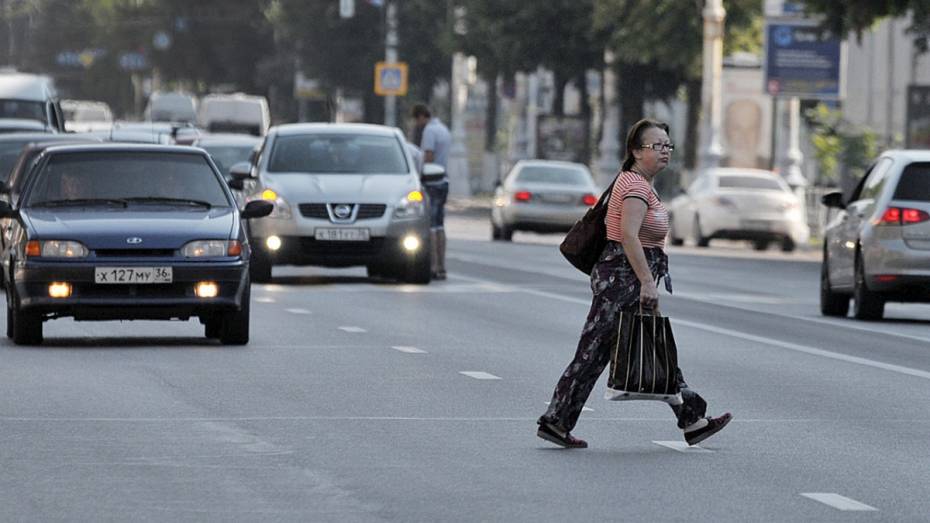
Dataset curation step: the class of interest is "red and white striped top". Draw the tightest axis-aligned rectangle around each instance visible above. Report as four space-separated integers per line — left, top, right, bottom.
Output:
604 171 668 248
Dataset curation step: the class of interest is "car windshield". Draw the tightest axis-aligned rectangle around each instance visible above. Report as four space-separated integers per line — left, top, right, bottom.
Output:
201 144 255 174
25 152 230 208
893 162 930 201
516 166 591 185
718 175 784 191
0 99 46 122
268 134 408 174
0 139 32 181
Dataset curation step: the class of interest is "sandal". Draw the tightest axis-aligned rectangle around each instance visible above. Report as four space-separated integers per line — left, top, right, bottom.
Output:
537 422 588 448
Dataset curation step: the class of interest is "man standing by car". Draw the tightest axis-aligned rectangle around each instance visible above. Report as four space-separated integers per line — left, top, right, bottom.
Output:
412 103 451 280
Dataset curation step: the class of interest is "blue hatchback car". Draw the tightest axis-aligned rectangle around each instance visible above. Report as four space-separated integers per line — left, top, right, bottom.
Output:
0 144 273 345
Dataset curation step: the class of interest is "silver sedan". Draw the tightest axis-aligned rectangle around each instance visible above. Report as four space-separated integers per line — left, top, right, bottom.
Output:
491 160 599 241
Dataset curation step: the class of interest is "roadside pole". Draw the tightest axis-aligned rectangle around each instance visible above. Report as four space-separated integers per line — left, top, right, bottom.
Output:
384 0 398 127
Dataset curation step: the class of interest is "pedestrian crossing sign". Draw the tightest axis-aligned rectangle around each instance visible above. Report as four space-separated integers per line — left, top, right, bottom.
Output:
374 62 408 96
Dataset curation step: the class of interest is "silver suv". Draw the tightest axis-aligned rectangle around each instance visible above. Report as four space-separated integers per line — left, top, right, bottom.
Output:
243 123 431 284
821 150 930 320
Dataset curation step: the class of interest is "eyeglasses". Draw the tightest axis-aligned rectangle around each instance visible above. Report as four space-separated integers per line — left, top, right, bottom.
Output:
640 142 675 152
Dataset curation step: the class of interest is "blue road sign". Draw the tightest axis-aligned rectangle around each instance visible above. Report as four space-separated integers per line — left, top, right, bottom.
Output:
764 21 843 100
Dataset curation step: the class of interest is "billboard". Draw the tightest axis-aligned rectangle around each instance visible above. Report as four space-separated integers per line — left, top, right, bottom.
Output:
907 85 930 149
764 21 843 99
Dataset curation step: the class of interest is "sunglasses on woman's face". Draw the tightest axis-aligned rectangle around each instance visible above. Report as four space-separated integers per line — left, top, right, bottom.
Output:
640 142 675 152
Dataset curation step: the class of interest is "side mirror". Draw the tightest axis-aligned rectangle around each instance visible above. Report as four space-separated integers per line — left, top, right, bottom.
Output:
241 199 273 219
0 200 15 218
228 179 245 190
421 162 446 182
820 191 845 209
229 162 253 181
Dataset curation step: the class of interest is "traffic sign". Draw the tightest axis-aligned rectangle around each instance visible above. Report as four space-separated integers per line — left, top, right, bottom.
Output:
374 62 408 96
763 20 843 100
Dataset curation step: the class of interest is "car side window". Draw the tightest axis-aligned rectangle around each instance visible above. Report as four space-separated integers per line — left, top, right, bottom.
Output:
856 158 893 202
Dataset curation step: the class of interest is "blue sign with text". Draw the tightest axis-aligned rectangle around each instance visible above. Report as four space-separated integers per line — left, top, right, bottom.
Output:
764 22 843 100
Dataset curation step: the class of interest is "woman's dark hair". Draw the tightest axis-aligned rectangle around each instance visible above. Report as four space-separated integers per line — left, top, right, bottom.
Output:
621 118 670 171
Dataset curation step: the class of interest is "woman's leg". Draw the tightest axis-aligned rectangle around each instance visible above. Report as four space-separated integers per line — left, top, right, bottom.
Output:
669 368 708 429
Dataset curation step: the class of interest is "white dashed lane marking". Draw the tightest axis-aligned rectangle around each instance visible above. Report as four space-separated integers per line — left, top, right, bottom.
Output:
800 493 877 511
459 371 501 380
255 297 275 304
338 326 367 333
391 346 427 354
653 441 713 453
285 308 311 315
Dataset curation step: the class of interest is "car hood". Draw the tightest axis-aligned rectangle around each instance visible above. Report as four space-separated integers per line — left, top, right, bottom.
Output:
23 208 236 249
260 172 419 203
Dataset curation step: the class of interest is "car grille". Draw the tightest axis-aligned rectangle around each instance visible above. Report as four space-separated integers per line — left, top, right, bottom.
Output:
298 203 387 221
296 237 385 256
94 249 176 257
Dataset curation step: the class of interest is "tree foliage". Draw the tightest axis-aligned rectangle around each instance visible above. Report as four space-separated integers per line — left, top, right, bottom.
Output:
797 0 930 51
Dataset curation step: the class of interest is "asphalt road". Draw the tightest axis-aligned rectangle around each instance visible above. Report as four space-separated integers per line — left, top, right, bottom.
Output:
1 213 929 522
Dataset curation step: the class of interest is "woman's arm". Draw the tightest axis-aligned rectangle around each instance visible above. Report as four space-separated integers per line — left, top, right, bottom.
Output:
619 197 659 309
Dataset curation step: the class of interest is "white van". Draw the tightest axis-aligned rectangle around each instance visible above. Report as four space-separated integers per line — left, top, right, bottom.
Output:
144 91 197 123
61 100 113 132
0 72 65 132
198 93 270 136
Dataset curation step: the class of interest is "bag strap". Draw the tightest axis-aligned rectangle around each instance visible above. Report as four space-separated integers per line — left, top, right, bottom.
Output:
596 173 620 208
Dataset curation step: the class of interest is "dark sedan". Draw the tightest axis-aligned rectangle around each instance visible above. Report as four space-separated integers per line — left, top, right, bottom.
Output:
0 144 272 345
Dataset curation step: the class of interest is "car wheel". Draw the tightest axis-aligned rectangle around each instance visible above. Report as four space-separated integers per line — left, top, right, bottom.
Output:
218 283 250 345
500 225 513 242
668 214 684 246
402 250 431 285
249 251 272 284
491 222 502 240
752 240 770 251
780 238 796 252
693 216 709 247
820 253 849 317
853 253 884 321
10 289 42 345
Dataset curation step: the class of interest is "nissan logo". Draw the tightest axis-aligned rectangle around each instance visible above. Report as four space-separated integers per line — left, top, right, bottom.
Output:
126 237 143 244
333 204 353 219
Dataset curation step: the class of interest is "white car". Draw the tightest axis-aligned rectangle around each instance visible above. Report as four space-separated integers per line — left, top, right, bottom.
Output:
667 168 809 251
491 160 599 241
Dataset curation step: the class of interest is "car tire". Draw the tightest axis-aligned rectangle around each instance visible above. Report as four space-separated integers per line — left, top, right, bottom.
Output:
218 283 250 345
250 251 272 284
820 253 849 317
10 289 42 345
366 264 386 279
752 240 770 251
402 250 431 285
853 253 884 321
781 238 796 252
500 225 513 242
693 216 709 247
491 222 502 240
668 214 684 246
204 317 222 339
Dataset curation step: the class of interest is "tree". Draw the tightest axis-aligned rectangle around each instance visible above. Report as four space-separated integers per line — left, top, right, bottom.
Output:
797 0 930 51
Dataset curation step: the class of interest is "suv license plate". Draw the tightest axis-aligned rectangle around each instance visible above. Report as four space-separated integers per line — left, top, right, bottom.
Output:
315 228 370 241
95 267 173 284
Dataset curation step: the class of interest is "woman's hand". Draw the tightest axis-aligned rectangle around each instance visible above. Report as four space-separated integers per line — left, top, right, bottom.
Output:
639 278 659 310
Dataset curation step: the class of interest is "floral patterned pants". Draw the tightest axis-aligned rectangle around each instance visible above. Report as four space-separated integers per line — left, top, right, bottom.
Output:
539 242 707 433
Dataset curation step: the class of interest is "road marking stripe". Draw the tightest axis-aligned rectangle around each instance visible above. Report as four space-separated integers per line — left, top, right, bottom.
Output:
285 308 311 315
653 441 713 453
391 346 427 354
453 273 930 382
459 371 501 380
800 493 877 511
338 326 367 333
255 297 275 303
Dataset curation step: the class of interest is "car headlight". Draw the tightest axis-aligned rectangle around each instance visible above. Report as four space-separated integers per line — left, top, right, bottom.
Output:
26 240 88 258
181 240 242 257
248 188 291 219
394 190 425 219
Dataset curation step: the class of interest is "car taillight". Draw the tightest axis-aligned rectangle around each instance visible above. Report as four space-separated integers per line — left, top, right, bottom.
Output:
874 207 930 225
581 193 598 206
513 191 532 202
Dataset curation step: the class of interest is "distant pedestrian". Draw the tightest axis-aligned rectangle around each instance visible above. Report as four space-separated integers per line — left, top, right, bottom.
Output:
412 103 451 280
537 118 732 448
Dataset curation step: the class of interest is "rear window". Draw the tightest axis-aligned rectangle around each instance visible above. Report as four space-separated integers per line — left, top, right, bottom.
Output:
718 175 784 191
201 145 255 174
25 152 230 207
893 163 930 201
516 166 590 185
268 134 408 174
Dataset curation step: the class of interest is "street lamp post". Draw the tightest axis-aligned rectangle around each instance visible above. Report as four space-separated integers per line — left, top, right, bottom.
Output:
597 50 620 185
698 0 726 172
384 0 398 127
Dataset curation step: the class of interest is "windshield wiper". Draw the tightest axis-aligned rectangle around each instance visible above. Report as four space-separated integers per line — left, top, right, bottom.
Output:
124 197 212 208
30 198 128 208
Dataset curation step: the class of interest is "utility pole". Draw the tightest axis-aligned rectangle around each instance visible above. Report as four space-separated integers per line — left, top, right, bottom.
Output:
384 0 398 127
698 0 726 171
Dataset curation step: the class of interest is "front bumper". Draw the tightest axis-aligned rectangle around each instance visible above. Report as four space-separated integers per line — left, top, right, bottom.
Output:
703 210 809 243
13 259 249 321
